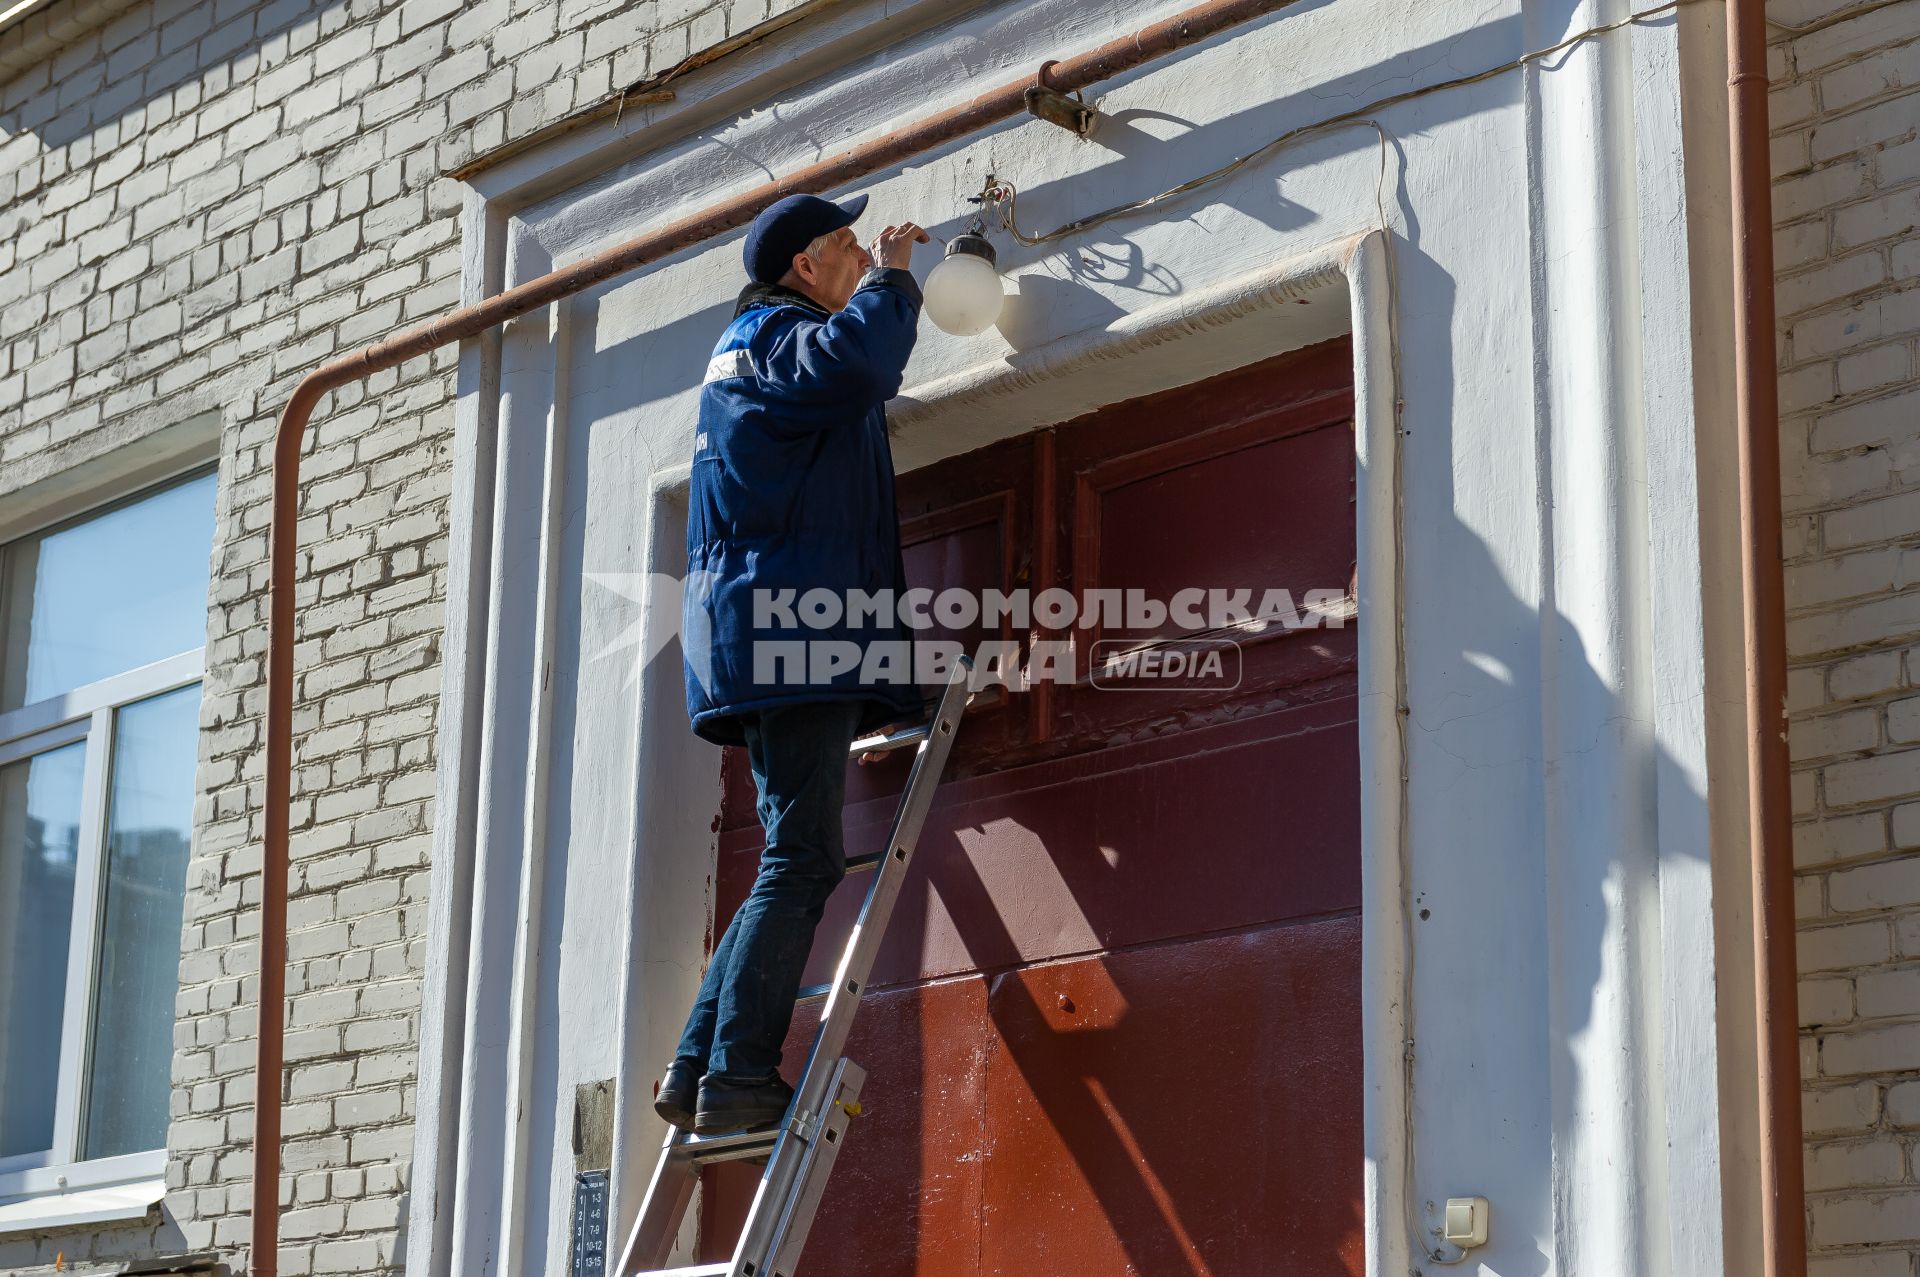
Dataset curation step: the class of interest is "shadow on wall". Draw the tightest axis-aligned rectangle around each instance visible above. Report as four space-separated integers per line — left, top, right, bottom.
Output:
8 0 377 155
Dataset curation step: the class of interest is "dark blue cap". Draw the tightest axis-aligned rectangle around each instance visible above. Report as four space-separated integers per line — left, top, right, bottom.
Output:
742 193 869 285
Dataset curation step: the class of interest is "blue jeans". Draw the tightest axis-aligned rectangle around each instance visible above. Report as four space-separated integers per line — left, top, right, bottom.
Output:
674 700 865 1080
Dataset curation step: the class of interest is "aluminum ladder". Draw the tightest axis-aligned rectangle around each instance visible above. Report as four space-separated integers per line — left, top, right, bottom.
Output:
614 656 973 1277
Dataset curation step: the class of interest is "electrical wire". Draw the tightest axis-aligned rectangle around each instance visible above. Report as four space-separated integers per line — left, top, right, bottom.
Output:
988 0 1709 248
1358 128 1481 1273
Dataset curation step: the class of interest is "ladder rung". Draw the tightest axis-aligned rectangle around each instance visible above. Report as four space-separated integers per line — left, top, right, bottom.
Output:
673 1126 779 1165
795 980 832 1007
631 1265 733 1277
847 722 927 756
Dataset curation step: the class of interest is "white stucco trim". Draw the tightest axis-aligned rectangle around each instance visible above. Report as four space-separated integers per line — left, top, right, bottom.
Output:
405 188 508 1277
883 245 1354 466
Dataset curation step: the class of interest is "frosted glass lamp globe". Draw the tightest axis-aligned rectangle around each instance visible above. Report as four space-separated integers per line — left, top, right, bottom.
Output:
923 234 1004 336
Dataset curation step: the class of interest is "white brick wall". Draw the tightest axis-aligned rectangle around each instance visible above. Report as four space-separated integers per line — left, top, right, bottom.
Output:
1774 0 1920 1266
0 0 812 1273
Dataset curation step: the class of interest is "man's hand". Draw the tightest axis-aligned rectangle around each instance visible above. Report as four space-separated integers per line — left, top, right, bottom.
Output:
870 222 931 270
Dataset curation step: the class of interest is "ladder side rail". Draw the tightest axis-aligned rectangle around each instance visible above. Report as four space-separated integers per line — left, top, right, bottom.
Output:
784 657 971 1128
758 1060 868 1277
617 1125 704 1274
623 657 973 1277
729 661 971 1276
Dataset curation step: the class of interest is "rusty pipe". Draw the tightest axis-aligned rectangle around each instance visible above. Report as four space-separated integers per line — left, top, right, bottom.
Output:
1728 0 1805 1269
250 0 1298 1270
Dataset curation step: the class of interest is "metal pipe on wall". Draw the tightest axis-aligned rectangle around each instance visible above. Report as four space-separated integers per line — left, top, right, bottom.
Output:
1727 0 1806 1268
249 0 1300 1270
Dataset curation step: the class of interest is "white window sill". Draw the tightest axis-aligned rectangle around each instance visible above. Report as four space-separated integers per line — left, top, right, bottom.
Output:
0 1179 164 1235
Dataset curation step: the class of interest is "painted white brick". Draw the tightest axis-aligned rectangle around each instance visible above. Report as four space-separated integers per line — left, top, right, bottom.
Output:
1888 1078 1920 1126
1885 695 1920 743
1810 1190 1920 1246
1787 446 1896 511
1805 1081 1881 1134
1821 41 1920 113
1825 749 1920 809
1790 0 1920 69
1857 966 1920 1029
1821 1022 1920 1075
1837 342 1913 395
1810 1252 1916 1277
1793 664 1830 712
1826 490 1920 551
1792 292 1920 362
1803 976 1856 1025
1798 811 1889 867
1831 651 1905 701
1811 95 1920 166
1791 593 1920 657
1805 1137 1907 1191
1835 188 1920 254
1829 854 1920 910
1794 707 1884 760
1801 920 1895 971
1893 801 1920 847
1801 871 1829 920
1782 250 1891 314
1896 236 1920 282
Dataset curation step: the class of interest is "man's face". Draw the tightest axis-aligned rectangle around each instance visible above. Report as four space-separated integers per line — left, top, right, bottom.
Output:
792 227 871 311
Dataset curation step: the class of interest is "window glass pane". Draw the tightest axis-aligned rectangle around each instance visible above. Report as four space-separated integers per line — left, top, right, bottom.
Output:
0 470 217 712
0 741 84 1159
83 684 199 1160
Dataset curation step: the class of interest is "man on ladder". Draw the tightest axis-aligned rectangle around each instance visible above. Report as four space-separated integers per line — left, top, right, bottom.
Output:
664 192 933 1139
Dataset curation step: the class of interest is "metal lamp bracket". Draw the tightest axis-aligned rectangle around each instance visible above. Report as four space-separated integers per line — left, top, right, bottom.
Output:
1024 60 1096 136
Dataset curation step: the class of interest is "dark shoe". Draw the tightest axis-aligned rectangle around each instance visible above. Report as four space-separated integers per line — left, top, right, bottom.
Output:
694 1072 794 1136
653 1058 702 1132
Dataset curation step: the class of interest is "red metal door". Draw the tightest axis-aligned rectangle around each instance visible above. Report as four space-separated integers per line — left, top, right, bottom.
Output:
699 339 1363 1276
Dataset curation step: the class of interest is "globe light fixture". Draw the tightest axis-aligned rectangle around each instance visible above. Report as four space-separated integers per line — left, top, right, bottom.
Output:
923 231 1005 336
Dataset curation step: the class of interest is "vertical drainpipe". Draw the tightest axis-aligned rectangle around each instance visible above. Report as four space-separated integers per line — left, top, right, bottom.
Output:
1727 0 1807 1269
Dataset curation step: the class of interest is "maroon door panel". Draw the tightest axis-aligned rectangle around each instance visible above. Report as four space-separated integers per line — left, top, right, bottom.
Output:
1053 354 1356 740
979 919 1365 1276
771 698 1362 990
700 340 1362 1275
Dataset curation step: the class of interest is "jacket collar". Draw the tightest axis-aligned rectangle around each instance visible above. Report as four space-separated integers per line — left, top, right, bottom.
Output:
734 280 832 320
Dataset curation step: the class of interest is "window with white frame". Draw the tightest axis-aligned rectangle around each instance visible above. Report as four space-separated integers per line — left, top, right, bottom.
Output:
0 467 216 1201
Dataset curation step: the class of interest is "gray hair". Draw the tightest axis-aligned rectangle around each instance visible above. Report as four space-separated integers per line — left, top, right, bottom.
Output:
779 229 842 285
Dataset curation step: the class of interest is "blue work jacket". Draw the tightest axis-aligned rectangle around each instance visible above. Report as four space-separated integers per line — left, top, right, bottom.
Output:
682 267 929 746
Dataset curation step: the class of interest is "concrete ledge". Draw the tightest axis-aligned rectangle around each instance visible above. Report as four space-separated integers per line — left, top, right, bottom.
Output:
0 1178 164 1236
